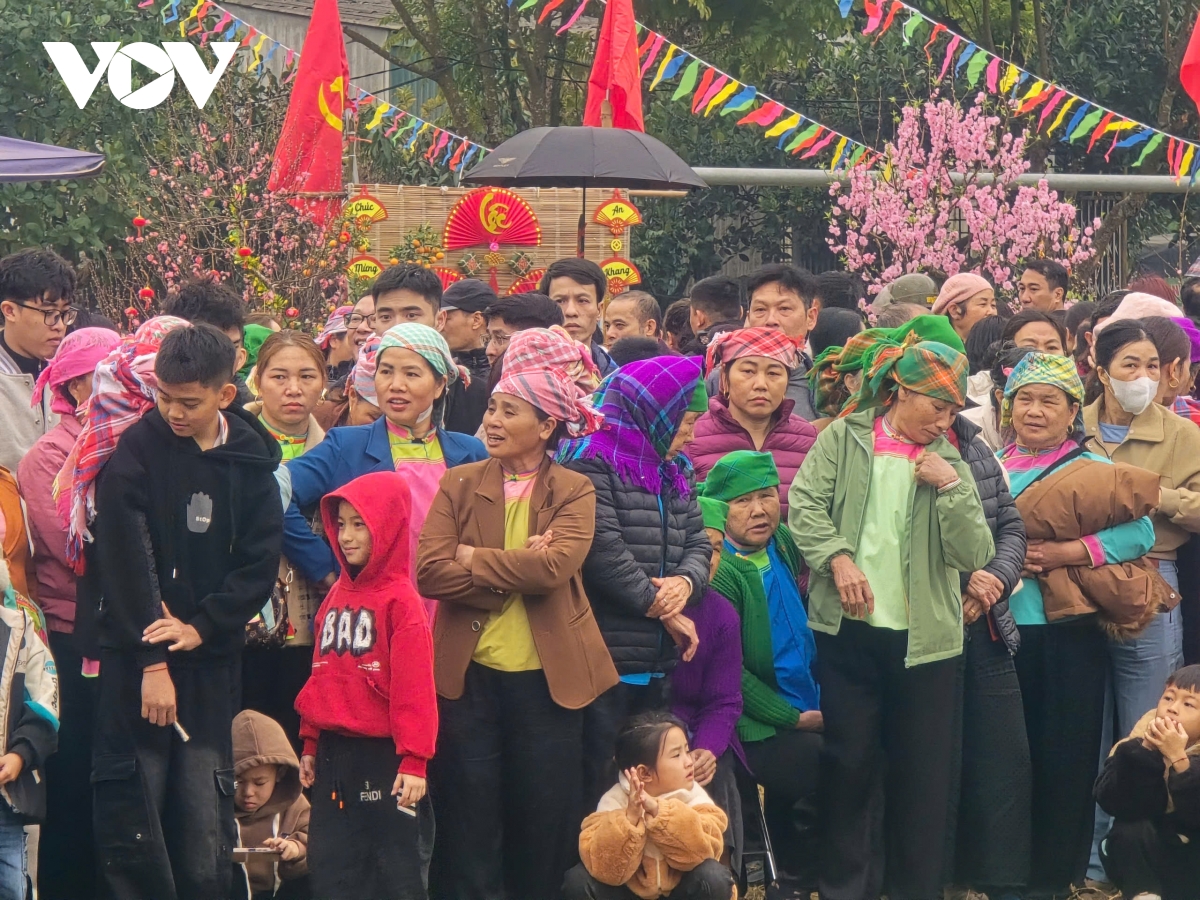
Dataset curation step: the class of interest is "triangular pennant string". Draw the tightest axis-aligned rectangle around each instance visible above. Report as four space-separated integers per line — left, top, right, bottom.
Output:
802 129 838 159
694 71 726 113
1036 90 1067 130
785 123 822 153
690 68 717 113
1116 128 1153 150
955 42 977 78
671 59 701 101
764 112 801 138
737 100 782 126
705 80 740 115
448 141 468 170
937 35 961 81
648 46 678 90
1085 112 1115 151
965 48 988 86
720 85 757 114
985 56 1001 92
1061 103 1092 142
1133 133 1165 167
639 33 665 75
829 137 850 169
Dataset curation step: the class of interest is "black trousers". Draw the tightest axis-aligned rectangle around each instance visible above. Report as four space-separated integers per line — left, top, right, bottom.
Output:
1100 819 1200 900
308 733 433 900
92 652 239 900
562 859 734 900
583 678 669 807
741 728 823 881
950 618 1032 893
40 630 98 900
430 663 584 900
1013 620 1108 898
240 644 313 756
815 621 958 900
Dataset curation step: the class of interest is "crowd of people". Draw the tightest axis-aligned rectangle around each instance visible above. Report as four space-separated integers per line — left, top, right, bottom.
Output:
0 245 1197 900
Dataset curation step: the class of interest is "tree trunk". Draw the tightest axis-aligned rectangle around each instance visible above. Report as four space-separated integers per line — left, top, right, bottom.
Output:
1010 0 1021 60
980 0 995 53
1030 0 1050 77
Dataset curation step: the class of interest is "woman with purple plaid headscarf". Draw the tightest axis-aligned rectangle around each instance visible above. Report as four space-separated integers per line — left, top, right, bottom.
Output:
557 355 715 803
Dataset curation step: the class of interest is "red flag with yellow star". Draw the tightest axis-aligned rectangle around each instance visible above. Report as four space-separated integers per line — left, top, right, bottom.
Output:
267 0 349 224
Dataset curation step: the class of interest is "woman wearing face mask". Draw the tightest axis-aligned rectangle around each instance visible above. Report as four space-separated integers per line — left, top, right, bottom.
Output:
1082 320 1200 882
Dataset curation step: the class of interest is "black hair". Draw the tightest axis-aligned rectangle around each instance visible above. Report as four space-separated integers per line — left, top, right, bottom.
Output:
1002 309 1068 350
0 248 76 305
155 324 237 389
689 276 743 322
1140 316 1191 369
1166 664 1200 693
746 263 818 309
613 291 662 330
1181 279 1200 324
965 315 1006 374
809 308 864 357
530 405 571 452
1021 258 1069 296
613 710 689 773
484 292 564 330
989 342 1034 394
163 279 246 332
663 299 699 354
815 271 861 312
1094 320 1153 371
538 258 607 303
1064 301 1096 339
608 336 664 366
370 264 442 310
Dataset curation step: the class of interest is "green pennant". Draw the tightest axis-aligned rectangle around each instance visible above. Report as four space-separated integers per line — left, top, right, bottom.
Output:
1133 132 1165 168
903 11 924 45
517 0 538 9
966 50 988 87
784 123 821 153
848 145 867 166
672 59 701 101
1069 108 1105 143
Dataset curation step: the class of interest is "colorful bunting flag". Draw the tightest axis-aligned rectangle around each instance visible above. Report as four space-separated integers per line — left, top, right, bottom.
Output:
720 85 757 115
672 59 701 101
690 68 717 113
649 46 678 90
705 79 739 115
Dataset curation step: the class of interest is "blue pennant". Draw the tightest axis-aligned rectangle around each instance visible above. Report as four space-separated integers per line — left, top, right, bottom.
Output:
1061 103 1092 143
660 53 688 82
720 85 758 115
1115 128 1153 149
955 43 977 77
459 145 480 171
838 0 853 17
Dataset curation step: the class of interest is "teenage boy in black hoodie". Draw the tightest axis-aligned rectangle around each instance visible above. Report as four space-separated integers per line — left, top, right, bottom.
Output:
87 324 283 900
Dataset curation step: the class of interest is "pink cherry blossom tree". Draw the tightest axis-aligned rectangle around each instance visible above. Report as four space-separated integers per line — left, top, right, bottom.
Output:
828 94 1099 295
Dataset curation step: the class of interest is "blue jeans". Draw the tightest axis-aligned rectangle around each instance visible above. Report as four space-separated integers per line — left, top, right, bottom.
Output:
1087 560 1186 882
0 801 27 900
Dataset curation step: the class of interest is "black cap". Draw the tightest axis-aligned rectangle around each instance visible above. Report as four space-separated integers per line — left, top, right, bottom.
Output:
442 279 497 314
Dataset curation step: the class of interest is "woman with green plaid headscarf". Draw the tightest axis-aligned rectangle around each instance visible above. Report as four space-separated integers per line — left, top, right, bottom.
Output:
788 326 994 899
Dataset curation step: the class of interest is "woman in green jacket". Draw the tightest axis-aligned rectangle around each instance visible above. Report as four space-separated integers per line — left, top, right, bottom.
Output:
789 335 995 900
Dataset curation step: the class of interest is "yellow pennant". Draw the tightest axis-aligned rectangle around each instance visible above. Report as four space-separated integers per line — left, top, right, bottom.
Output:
999 64 1019 93
1045 97 1076 135
649 46 677 92
1018 80 1045 103
705 81 739 116
1104 120 1135 134
250 33 268 71
829 137 848 171
181 0 205 37
1180 144 1195 182
366 102 392 130
765 112 801 138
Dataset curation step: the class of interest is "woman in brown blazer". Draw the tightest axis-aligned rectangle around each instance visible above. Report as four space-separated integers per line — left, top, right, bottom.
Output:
416 328 618 900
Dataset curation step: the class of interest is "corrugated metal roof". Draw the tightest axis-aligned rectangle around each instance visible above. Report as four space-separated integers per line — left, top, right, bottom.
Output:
231 0 400 29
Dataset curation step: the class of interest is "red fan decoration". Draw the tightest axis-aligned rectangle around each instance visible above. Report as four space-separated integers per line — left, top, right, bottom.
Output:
443 188 542 251
432 267 464 290
507 269 547 296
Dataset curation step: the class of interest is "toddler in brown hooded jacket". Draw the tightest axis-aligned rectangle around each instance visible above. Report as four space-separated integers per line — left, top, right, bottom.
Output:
234 710 310 898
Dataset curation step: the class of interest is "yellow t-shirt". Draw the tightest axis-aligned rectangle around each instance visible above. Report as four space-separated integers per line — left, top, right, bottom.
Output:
472 469 542 671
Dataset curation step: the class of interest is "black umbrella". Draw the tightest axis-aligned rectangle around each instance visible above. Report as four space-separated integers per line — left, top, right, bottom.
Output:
462 126 706 255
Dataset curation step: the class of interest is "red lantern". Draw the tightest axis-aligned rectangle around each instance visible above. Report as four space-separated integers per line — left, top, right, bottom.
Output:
132 216 148 228
124 306 139 318
285 307 300 319
138 287 154 299
236 247 253 258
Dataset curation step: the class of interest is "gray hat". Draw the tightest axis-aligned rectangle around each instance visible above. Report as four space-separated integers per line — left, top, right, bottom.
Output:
442 278 497 314
872 273 938 311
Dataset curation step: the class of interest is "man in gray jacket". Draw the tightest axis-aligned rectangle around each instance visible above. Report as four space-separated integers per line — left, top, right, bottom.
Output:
0 249 76 472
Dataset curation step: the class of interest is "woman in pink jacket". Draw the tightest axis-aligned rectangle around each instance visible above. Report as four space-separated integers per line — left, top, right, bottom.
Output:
17 325 120 900
689 327 818 518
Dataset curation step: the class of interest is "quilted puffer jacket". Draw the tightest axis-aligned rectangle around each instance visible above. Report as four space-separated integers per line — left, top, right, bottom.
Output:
689 395 818 520
952 415 1026 654
563 457 712 676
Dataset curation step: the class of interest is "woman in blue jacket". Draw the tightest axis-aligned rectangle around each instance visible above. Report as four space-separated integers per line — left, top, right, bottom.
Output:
283 324 486 593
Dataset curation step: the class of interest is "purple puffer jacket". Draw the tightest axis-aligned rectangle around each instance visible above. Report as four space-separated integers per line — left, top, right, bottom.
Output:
689 395 818 519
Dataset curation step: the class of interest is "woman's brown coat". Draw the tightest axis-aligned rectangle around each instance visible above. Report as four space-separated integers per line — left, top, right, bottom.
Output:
416 455 618 709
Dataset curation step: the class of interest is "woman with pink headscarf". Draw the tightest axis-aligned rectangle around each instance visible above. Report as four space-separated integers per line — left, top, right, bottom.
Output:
932 272 998 346
16 325 121 900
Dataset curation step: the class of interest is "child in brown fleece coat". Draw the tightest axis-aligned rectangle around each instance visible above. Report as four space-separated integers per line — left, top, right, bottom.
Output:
563 711 735 900
233 710 310 900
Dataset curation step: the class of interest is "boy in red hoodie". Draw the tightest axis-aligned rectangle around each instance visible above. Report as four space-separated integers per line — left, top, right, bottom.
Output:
294 471 437 900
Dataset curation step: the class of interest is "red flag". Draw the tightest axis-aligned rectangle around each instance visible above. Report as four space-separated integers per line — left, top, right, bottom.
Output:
583 0 644 130
266 0 349 225
1182 12 1200 115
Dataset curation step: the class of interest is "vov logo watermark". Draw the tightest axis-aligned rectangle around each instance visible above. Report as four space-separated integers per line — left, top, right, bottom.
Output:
43 42 238 110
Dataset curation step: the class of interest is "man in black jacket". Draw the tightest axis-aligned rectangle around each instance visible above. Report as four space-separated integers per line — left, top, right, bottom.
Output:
87 325 282 900
439 279 495 435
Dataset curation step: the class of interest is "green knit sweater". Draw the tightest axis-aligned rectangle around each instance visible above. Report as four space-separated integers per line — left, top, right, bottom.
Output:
711 524 805 744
